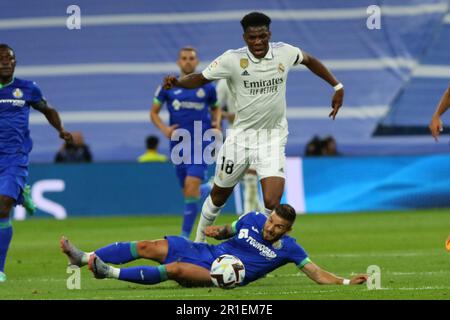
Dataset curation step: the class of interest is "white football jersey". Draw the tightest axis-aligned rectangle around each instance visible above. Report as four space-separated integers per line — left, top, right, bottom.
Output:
203 42 303 136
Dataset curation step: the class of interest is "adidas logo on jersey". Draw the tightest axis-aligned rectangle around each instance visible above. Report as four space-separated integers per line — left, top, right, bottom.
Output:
241 70 250 76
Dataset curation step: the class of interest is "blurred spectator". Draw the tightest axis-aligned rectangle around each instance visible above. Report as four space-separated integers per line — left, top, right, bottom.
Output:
322 136 340 156
138 135 168 163
305 135 340 156
305 136 322 156
55 131 92 163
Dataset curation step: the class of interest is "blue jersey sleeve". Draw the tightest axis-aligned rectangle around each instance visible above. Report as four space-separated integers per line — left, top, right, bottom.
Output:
289 241 310 268
153 85 167 105
231 211 258 234
30 82 44 104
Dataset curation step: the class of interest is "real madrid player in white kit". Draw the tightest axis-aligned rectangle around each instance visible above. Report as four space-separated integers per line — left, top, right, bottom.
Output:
163 12 344 242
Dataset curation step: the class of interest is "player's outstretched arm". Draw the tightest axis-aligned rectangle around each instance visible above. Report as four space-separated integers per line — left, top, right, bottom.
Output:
429 85 450 141
150 102 178 138
205 224 235 240
163 73 211 90
31 100 73 143
300 261 367 285
301 51 344 120
210 106 222 131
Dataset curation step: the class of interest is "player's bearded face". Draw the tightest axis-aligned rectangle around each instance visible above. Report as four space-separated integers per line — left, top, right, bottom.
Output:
0 48 16 79
243 26 271 59
177 50 199 75
262 213 292 242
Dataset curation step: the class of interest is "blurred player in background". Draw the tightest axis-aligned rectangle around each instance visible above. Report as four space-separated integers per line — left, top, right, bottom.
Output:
163 12 344 242
0 44 73 282
137 135 168 163
429 85 450 141
151 47 221 239
216 79 263 214
61 204 367 287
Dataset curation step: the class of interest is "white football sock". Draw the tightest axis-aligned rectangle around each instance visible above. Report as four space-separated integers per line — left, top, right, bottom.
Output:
108 266 120 279
243 173 259 213
264 207 273 216
195 195 223 242
81 251 94 265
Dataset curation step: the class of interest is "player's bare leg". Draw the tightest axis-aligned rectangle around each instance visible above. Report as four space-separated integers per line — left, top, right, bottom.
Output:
135 239 168 263
260 177 285 215
194 184 234 242
0 195 14 282
165 261 212 287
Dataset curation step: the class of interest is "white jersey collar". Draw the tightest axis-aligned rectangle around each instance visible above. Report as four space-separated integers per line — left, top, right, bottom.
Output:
246 43 274 63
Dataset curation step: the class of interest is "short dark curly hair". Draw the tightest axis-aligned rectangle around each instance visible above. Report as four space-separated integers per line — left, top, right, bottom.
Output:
240 12 271 32
0 44 15 58
274 204 296 225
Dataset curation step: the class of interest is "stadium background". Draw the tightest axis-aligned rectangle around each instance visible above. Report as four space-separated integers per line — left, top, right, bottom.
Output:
1 0 450 301
2 0 449 217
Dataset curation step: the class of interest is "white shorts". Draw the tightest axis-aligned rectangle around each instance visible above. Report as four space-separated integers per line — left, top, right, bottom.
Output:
213 134 287 188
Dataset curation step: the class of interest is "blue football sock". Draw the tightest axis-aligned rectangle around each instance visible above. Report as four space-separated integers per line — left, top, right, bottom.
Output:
181 197 198 238
95 241 139 265
118 265 168 285
0 218 13 273
200 182 212 199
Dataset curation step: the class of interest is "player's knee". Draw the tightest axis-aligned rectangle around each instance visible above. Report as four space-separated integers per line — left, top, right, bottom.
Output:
184 185 200 198
166 262 184 280
136 241 155 258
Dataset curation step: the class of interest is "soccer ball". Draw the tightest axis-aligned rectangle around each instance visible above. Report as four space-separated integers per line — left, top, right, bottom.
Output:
210 254 245 289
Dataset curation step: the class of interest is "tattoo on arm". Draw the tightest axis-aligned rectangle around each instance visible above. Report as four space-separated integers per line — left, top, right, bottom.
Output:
215 225 234 240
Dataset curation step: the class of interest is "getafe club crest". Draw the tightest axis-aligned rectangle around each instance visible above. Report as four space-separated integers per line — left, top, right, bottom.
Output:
196 88 205 98
13 88 23 99
278 63 285 74
272 240 283 250
240 58 249 69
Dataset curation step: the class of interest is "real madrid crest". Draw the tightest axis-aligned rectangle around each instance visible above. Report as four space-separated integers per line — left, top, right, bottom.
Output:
278 63 285 74
196 88 205 98
240 58 249 69
12 88 23 99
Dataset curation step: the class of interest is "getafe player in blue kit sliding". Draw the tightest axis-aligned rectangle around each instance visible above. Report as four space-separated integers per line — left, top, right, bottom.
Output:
61 204 367 287
151 47 221 239
0 44 73 282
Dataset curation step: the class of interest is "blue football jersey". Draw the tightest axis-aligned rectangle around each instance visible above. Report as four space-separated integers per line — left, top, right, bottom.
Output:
154 82 217 149
0 78 44 160
212 212 309 285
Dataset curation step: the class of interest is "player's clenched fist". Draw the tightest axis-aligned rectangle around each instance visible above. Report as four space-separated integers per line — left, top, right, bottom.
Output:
163 75 178 90
204 225 222 238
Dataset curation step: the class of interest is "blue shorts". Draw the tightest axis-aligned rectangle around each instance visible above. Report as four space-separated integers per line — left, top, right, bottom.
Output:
175 163 207 188
0 162 28 205
163 236 216 270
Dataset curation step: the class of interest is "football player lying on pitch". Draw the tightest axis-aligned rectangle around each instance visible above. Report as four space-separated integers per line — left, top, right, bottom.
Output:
61 204 367 287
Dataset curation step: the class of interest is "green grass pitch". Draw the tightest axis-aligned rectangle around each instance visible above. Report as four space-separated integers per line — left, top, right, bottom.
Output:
0 210 449 300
